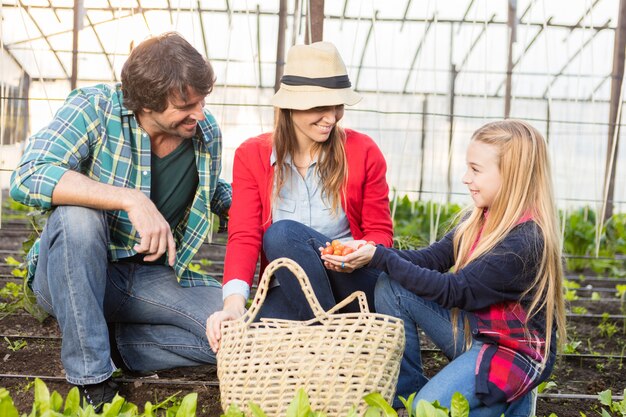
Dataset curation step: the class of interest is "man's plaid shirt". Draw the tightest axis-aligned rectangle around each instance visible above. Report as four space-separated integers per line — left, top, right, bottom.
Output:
10 84 231 288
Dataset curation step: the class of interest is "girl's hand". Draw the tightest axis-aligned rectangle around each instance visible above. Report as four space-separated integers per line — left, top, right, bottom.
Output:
206 294 246 353
320 242 377 272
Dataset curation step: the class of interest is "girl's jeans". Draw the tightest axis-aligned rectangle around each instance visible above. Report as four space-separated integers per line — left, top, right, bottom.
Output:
259 219 383 320
375 274 535 417
31 206 222 385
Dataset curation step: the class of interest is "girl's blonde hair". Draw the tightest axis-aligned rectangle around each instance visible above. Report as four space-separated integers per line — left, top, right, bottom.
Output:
272 108 348 213
453 119 566 359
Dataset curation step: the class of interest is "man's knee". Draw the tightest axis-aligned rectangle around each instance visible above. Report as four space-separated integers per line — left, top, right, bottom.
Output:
46 206 108 244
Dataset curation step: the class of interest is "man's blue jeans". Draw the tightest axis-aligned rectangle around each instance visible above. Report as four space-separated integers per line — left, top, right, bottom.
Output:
31 206 222 385
259 220 383 320
375 274 534 417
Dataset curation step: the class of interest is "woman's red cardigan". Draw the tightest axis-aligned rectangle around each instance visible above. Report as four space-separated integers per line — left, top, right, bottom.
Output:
223 128 393 289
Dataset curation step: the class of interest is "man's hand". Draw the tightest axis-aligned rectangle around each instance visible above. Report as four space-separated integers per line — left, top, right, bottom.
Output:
51 171 177 266
207 294 246 353
125 189 176 266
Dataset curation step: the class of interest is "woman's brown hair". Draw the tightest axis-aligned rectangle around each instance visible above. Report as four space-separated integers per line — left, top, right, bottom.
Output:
272 108 348 214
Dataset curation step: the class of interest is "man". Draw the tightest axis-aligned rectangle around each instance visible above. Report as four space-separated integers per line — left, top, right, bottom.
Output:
10 32 230 411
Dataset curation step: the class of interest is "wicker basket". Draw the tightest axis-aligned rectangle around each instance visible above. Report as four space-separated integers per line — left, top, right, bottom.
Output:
217 257 405 416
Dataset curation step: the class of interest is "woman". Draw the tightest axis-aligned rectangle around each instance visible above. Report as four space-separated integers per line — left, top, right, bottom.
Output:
207 41 393 352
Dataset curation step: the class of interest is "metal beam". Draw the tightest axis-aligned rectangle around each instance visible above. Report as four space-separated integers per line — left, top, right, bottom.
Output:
7 11 138 48
166 0 174 25
494 17 551 96
562 0 602 42
256 5 262 87
84 13 116 81
135 0 152 33
587 73 612 100
355 10 378 90
197 0 210 58
446 23 457 204
456 0 475 35
71 0 83 90
505 0 517 118
17 0 70 79
602 0 626 219
542 18 612 98
456 13 497 73
47 0 62 22
291 0 302 46
403 17 434 93
1 44 28 75
1 3 619 31
400 0 412 32
225 0 232 27
418 95 427 201
340 0 349 30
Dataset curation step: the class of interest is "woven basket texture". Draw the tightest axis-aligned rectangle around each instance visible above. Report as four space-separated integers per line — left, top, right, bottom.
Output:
217 257 405 416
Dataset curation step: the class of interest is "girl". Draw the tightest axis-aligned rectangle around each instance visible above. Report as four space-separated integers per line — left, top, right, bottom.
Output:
322 120 566 417
207 41 393 352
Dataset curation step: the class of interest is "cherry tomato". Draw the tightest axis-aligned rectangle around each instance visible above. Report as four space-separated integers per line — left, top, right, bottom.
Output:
333 249 343 255
342 246 355 256
331 240 342 248
321 246 334 255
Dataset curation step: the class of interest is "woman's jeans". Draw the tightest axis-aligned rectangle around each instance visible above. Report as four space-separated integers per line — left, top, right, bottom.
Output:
375 274 535 417
259 220 383 320
31 206 223 385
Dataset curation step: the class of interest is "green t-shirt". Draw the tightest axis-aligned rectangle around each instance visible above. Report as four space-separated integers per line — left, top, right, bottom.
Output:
123 139 198 265
151 139 199 229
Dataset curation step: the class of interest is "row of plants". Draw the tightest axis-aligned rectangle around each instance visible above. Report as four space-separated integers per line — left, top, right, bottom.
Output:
2 379 626 417
3 196 626 275
390 196 626 275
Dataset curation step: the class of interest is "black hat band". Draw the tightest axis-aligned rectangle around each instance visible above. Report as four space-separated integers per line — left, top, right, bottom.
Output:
280 74 352 89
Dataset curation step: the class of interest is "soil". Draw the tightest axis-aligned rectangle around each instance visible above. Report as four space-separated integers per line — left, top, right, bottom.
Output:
1 215 626 416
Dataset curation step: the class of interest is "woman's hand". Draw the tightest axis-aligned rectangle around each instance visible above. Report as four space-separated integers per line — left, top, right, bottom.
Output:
320 242 377 272
206 294 246 353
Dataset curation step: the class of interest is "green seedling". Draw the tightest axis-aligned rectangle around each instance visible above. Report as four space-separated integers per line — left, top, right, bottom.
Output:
4 337 27 352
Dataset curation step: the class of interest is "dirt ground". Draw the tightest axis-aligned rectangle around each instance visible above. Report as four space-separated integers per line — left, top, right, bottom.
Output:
2 311 625 416
1 215 626 416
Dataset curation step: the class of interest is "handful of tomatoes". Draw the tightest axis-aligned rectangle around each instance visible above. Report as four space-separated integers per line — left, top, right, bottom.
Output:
319 240 376 256
320 240 355 256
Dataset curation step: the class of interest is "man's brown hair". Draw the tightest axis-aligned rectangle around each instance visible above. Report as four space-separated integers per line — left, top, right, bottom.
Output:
121 32 215 113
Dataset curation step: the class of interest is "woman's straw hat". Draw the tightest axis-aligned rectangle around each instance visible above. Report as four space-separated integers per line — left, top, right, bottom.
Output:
270 42 362 110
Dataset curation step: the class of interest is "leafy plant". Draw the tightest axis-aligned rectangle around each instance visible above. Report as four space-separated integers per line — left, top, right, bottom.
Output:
564 289 579 302
537 381 557 393
4 336 27 352
391 196 461 248
598 389 626 416
598 313 618 339
570 306 588 315
0 377 195 417
562 340 582 354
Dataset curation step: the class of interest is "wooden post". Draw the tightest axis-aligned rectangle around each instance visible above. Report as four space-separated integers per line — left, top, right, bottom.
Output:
305 0 325 43
274 0 288 92
603 0 626 219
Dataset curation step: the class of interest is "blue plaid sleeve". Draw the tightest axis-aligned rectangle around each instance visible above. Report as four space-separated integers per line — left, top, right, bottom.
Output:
9 90 101 209
211 178 232 218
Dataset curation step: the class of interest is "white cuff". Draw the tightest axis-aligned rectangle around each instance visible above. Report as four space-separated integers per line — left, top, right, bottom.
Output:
222 279 250 301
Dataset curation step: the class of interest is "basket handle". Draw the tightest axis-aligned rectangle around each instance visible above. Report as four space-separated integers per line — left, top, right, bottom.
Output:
241 257 369 325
